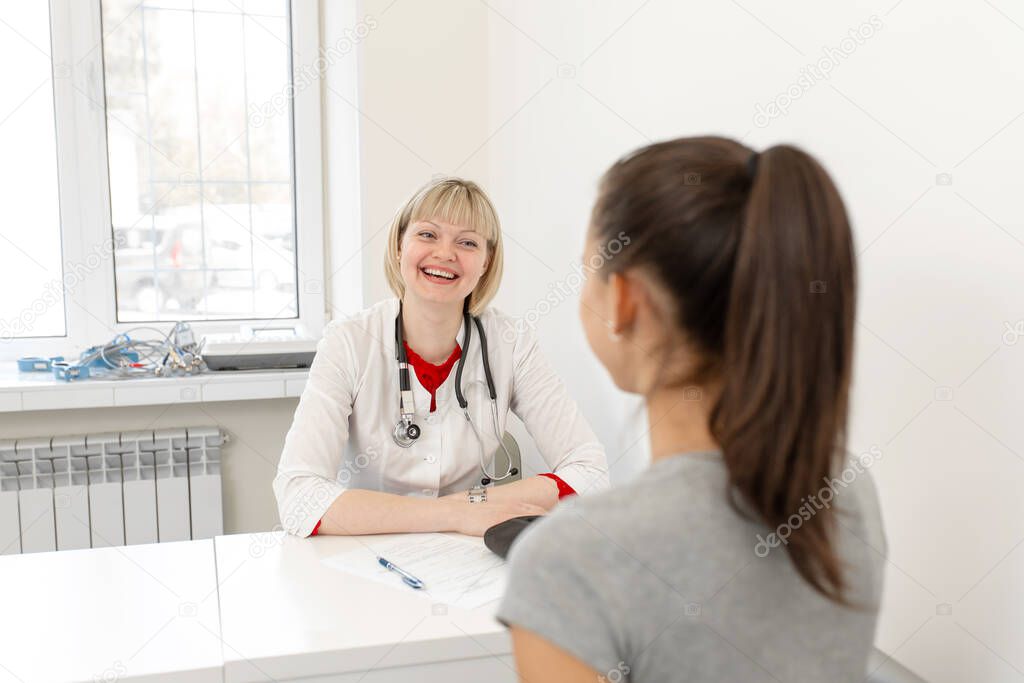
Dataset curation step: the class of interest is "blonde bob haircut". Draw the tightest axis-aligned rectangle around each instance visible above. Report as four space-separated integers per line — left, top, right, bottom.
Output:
384 177 504 316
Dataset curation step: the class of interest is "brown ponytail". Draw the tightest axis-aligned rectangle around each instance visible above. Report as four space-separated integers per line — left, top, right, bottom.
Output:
592 137 857 601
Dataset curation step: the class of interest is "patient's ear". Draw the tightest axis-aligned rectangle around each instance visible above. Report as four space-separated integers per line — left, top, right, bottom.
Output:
609 272 639 334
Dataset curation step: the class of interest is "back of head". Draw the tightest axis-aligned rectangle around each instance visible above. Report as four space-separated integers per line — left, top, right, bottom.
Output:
591 136 857 601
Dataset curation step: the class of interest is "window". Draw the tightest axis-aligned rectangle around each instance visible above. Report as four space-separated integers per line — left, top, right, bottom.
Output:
0 3 66 339
0 1 325 360
103 0 298 321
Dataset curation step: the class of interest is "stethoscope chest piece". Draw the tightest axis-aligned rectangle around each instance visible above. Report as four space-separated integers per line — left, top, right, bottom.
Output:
393 418 420 448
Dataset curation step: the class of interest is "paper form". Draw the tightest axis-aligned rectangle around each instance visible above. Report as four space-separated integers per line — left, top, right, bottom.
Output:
323 533 507 609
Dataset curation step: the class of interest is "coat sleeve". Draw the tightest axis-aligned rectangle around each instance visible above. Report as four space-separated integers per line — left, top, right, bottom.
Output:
272 321 357 536
509 327 610 495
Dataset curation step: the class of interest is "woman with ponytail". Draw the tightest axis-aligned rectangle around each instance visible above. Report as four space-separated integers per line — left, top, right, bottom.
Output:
497 137 886 682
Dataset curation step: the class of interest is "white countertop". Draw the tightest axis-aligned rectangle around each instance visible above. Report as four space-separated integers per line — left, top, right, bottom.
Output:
0 532 514 683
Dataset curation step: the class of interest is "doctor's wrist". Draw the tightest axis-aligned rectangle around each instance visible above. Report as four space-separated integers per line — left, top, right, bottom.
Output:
533 475 560 509
438 498 468 532
480 477 558 510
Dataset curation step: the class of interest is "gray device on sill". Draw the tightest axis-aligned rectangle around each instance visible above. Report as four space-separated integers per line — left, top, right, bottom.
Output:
201 327 317 371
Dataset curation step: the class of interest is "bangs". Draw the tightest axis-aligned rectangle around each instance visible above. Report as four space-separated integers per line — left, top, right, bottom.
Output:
408 182 499 243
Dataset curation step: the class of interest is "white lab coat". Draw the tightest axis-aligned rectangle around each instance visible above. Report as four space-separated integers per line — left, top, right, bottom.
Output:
273 298 609 536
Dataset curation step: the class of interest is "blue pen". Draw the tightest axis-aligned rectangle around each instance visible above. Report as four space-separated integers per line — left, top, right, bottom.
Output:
378 556 425 590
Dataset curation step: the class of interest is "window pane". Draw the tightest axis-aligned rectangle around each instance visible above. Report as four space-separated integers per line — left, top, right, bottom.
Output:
0 4 66 339
102 0 297 322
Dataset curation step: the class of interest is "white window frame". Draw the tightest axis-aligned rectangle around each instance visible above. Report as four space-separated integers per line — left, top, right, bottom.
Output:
1 0 326 361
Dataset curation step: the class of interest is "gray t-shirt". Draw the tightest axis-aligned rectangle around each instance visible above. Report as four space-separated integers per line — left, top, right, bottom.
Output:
497 451 886 682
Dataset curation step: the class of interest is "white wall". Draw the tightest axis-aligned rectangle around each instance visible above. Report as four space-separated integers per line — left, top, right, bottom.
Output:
355 0 492 306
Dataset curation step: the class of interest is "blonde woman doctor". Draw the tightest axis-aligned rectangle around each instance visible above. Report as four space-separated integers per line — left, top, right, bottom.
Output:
274 178 609 537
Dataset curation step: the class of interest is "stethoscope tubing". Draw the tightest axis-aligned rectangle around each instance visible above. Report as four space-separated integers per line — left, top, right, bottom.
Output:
393 301 515 483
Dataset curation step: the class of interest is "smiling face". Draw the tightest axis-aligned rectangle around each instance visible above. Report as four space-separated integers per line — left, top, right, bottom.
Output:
398 218 490 310
384 178 504 314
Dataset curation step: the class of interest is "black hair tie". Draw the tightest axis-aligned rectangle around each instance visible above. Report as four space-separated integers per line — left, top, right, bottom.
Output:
746 152 760 179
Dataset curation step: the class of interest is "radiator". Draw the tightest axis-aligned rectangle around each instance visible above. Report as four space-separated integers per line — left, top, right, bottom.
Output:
0 426 225 554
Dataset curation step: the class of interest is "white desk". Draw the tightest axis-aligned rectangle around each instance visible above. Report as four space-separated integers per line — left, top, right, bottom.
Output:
0 539 223 683
0 532 515 683
215 531 514 683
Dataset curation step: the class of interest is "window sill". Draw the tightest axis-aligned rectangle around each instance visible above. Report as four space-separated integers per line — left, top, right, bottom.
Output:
0 368 309 413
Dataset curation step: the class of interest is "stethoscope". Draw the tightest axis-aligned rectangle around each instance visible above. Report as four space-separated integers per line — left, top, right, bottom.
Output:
393 301 520 485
